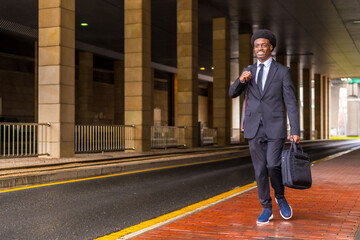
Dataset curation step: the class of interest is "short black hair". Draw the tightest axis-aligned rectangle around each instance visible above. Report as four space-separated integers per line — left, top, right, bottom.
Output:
251 29 276 50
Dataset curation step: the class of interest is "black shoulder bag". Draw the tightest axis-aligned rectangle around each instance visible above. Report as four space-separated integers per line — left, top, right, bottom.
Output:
281 141 312 189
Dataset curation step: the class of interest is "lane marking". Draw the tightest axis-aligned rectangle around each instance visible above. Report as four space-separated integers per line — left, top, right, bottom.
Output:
311 146 360 165
95 145 360 240
0 155 249 194
94 182 257 240
331 136 360 140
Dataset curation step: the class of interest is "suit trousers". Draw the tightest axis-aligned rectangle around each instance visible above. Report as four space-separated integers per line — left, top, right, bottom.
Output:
248 123 285 208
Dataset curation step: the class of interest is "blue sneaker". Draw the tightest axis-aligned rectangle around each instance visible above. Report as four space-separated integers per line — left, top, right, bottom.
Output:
276 198 293 220
256 208 273 224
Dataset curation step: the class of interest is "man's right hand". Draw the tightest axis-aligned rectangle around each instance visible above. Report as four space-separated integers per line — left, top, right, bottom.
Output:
239 71 252 83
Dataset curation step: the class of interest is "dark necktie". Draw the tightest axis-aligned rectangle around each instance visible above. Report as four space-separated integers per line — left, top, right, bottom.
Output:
257 63 264 93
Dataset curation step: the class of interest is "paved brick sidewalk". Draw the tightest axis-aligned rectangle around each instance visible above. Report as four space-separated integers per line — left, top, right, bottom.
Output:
135 149 360 239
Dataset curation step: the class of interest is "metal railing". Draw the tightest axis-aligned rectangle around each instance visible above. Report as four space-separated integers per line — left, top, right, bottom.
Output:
231 128 242 144
75 125 135 153
151 126 186 149
201 127 217 146
0 123 50 157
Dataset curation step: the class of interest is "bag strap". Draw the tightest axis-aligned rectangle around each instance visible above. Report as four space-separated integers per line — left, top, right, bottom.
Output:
290 140 297 152
240 83 250 130
290 140 304 154
240 66 252 131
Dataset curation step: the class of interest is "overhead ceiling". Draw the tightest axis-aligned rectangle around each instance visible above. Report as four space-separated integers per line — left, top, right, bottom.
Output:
1 0 360 79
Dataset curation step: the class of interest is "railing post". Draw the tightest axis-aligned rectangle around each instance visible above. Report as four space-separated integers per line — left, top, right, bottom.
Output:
16 122 47 157
72 124 135 153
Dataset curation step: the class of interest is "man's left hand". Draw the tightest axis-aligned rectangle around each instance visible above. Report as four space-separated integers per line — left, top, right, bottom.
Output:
290 135 300 144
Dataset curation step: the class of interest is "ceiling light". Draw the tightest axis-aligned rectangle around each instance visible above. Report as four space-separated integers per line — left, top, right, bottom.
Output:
81 23 88 27
341 78 352 82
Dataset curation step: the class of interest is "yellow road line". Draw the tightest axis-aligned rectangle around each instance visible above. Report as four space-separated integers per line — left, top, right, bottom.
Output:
311 146 360 165
331 136 360 140
0 155 248 194
94 182 257 240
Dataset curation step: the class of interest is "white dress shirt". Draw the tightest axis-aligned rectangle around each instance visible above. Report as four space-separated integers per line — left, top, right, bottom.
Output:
256 57 272 91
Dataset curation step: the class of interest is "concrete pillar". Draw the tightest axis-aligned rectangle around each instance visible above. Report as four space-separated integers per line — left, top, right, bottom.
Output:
35 41 38 123
290 62 300 105
290 62 300 140
38 0 75 158
238 33 252 70
114 61 124 125
124 0 152 152
208 83 213 128
177 0 198 147
314 73 323 139
212 17 230 146
330 83 340 136
174 74 178 126
151 68 155 126
230 29 239 133
347 83 359 136
168 74 175 126
327 77 331 139
238 33 252 142
322 76 328 139
302 68 312 140
78 52 93 124
276 54 287 66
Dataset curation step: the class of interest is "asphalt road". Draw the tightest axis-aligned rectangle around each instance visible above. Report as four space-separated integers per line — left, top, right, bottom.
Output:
0 140 359 240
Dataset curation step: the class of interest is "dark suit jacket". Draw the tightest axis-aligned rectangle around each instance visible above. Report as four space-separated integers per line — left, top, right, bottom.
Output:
229 59 300 139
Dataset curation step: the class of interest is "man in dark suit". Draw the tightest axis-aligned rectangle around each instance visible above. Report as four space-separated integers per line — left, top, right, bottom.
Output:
229 29 300 224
